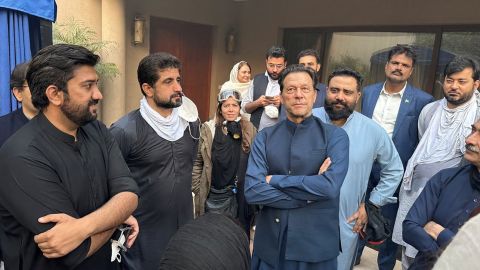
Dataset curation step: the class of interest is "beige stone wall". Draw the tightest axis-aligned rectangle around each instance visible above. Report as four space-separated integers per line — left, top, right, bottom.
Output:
55 0 126 125
123 0 240 119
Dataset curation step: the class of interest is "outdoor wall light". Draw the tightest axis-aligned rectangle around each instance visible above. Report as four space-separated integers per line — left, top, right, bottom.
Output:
225 29 236 54
133 16 145 45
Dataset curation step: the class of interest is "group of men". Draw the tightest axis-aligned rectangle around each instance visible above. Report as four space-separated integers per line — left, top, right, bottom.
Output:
242 44 480 270
0 42 479 270
0 45 199 270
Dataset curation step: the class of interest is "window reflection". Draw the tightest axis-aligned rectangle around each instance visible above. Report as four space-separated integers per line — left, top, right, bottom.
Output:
432 32 480 99
324 32 435 91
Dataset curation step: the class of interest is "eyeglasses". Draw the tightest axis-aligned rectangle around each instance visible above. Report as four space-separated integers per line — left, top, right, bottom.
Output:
218 89 242 102
267 63 285 69
284 86 313 95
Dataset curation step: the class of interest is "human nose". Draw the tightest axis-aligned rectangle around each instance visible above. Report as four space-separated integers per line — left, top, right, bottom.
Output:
173 81 182 92
335 91 346 101
293 89 304 98
466 131 476 145
93 86 103 100
451 80 460 89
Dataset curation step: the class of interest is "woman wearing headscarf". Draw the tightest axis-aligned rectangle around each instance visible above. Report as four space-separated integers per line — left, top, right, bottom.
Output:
221 61 252 97
221 61 252 119
192 89 256 235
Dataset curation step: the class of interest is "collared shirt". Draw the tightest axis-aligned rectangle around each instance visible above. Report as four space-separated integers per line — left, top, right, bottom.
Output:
372 82 407 137
242 71 280 131
0 113 138 270
313 108 403 207
403 165 480 254
313 108 403 270
0 108 29 147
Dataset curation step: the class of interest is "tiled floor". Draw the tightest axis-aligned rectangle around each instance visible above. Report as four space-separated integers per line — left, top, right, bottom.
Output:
354 247 401 270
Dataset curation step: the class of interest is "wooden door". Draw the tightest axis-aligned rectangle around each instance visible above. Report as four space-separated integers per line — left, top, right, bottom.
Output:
150 17 213 121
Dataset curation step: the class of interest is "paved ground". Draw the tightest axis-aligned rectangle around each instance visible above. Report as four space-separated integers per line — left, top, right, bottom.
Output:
0 247 400 270
354 247 401 270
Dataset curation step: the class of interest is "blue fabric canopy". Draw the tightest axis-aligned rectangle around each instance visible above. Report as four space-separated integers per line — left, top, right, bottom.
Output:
0 1 55 116
0 0 56 21
0 9 31 116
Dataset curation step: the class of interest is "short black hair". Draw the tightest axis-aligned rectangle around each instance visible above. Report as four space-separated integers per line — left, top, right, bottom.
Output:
10 61 30 90
266 46 286 60
296 49 320 64
387 44 417 67
444 56 480 81
27 44 100 110
279 64 317 92
137 52 181 96
159 213 250 270
327 68 364 91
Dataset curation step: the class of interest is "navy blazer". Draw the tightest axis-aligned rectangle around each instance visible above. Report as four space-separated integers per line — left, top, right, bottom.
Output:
245 116 349 265
361 83 434 185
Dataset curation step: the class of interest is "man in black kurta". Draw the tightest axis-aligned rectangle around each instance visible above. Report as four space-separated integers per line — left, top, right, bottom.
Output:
0 44 139 270
0 114 138 269
110 52 199 270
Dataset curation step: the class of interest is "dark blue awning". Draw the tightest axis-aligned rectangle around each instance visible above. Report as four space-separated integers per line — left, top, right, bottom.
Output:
0 0 56 22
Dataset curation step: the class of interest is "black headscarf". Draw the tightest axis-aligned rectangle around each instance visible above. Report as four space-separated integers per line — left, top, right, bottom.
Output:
159 213 251 270
211 122 242 189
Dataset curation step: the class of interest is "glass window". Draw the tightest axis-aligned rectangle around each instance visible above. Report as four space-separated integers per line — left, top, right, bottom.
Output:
431 32 480 99
283 29 323 69
323 32 435 91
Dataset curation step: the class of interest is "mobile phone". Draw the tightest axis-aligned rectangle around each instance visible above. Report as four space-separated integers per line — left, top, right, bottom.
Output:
265 95 274 99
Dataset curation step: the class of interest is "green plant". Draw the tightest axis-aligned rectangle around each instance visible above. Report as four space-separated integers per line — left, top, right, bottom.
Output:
53 18 120 83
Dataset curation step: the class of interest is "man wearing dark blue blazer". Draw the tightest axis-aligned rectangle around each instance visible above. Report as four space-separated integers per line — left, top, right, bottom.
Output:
356 45 434 270
245 65 349 270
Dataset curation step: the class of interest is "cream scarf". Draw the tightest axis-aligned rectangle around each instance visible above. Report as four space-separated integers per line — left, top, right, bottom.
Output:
220 61 251 98
139 97 188 142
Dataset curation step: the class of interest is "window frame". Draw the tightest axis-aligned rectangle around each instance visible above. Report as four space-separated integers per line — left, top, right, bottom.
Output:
283 25 480 95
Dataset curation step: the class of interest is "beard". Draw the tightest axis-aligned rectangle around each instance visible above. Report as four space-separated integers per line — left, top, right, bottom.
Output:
444 90 474 106
324 99 354 121
154 93 183 109
61 93 98 126
267 71 280 80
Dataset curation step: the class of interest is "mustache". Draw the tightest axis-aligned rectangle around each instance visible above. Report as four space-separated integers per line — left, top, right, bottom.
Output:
392 70 403 76
467 144 479 153
170 92 184 98
88 99 99 106
329 100 348 107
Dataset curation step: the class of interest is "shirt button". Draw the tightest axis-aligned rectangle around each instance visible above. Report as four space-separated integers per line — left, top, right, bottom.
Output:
275 218 280 223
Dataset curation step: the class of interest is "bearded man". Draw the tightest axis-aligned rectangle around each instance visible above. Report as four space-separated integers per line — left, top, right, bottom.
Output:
0 44 139 270
313 68 403 270
110 52 200 270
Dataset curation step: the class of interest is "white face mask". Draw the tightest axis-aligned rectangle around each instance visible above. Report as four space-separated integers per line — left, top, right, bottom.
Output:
264 105 279 119
110 225 131 262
